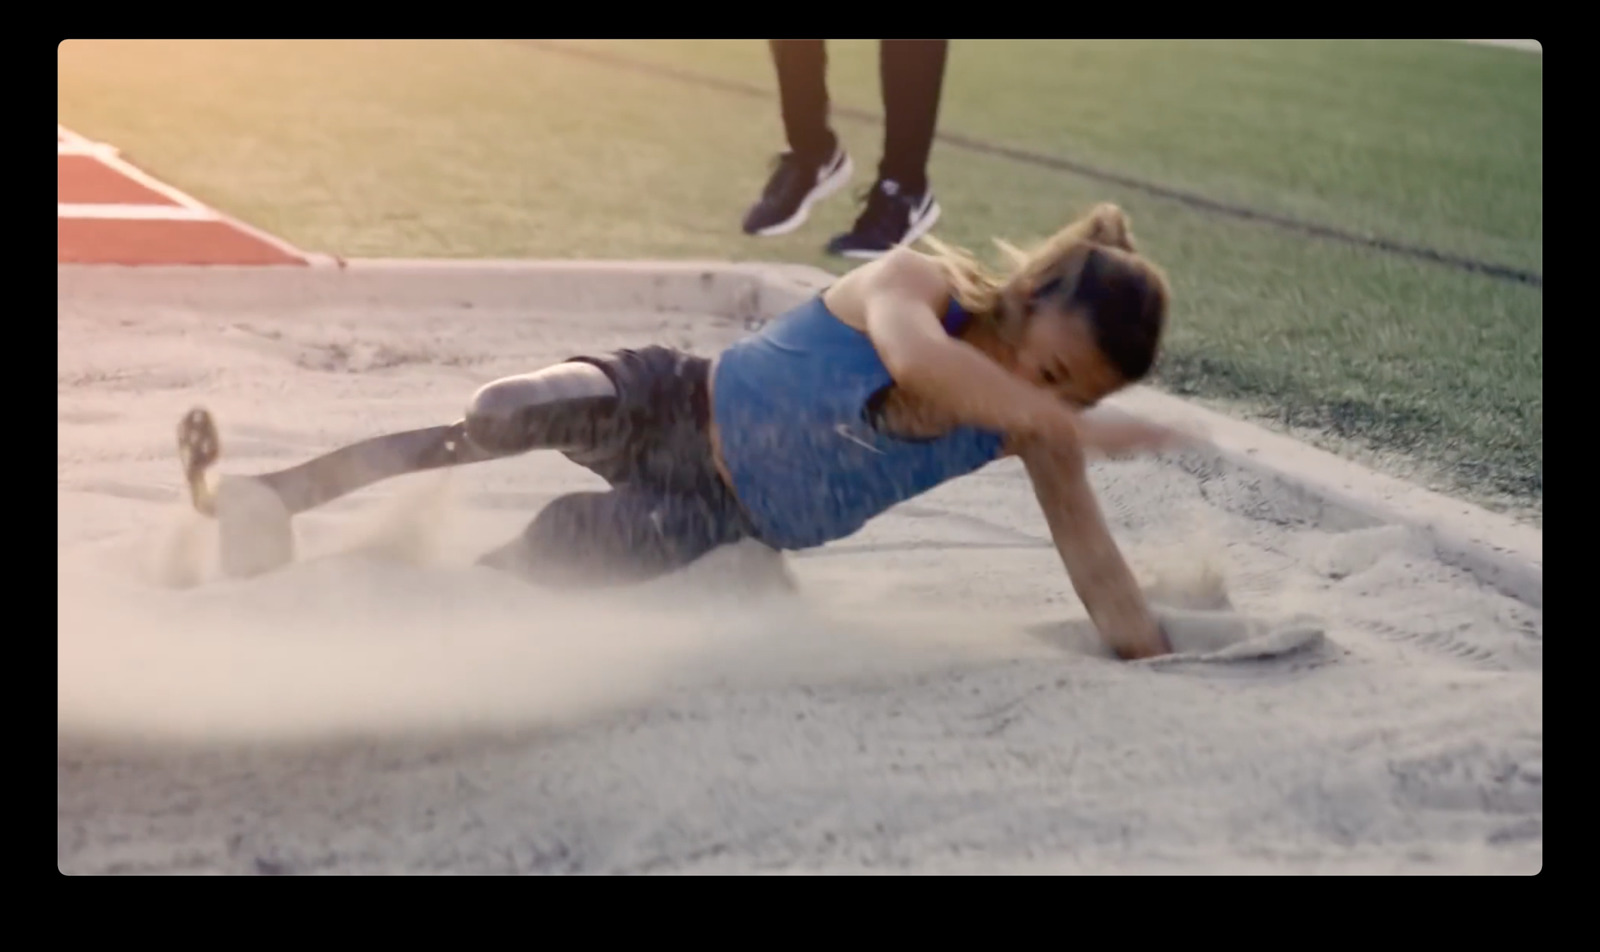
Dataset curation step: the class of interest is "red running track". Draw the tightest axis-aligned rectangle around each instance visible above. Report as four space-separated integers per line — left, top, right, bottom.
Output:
57 125 328 266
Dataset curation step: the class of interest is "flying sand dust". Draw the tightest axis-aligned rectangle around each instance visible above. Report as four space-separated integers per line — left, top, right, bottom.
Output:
59 464 1319 753
61 473 1079 747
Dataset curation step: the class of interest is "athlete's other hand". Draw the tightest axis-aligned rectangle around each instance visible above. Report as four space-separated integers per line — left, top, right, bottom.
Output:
1025 403 1200 461
1073 407 1203 459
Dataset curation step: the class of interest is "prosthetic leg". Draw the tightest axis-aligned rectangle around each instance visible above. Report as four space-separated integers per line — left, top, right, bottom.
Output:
177 361 627 578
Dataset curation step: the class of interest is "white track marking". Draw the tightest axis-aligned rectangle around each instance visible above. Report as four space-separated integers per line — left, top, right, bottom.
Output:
58 141 121 159
57 124 96 148
58 203 218 221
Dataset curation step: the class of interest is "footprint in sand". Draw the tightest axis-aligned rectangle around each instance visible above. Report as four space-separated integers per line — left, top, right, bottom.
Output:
1304 524 1432 581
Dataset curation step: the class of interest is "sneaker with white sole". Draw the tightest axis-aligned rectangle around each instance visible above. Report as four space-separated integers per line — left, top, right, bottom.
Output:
825 178 941 259
741 146 853 237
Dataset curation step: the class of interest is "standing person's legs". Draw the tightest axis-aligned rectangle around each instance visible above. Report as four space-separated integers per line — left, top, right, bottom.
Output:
826 39 947 259
876 38 948 197
772 39 836 164
741 40 854 237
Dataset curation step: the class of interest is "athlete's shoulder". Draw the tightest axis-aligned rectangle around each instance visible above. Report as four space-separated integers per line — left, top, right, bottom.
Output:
862 246 949 298
825 248 951 329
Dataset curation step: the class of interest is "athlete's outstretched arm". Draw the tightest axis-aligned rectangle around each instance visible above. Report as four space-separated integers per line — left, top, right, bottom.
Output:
1014 429 1171 659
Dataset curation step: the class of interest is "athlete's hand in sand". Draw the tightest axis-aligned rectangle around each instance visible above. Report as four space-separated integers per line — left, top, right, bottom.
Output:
1015 429 1174 660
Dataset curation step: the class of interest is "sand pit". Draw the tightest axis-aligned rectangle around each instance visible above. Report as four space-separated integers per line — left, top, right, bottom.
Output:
57 269 1541 874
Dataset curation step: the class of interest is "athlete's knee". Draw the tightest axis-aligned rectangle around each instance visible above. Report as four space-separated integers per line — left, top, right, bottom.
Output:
474 492 594 581
477 490 661 586
463 360 618 455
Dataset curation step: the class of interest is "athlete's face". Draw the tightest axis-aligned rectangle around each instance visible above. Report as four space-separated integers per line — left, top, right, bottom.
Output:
1011 304 1127 408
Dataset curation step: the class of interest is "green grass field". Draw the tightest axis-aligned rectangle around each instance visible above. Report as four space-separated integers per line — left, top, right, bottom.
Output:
57 39 1543 522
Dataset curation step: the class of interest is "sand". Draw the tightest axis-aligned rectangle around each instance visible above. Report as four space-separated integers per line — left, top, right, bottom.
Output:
57 286 1542 874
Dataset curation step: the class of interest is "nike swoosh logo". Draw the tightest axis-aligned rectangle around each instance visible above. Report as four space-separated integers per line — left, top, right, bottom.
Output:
835 423 885 454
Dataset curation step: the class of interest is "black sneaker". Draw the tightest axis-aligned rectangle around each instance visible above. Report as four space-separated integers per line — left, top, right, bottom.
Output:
741 146 854 236
825 178 941 259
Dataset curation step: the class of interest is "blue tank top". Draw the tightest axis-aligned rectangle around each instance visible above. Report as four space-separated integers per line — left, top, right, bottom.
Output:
712 293 1007 550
